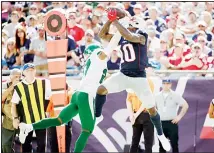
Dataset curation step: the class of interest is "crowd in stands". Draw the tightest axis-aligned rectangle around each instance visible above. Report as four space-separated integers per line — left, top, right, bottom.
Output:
1 2 214 77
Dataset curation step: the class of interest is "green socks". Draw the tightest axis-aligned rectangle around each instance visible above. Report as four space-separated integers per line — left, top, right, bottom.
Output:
74 131 91 152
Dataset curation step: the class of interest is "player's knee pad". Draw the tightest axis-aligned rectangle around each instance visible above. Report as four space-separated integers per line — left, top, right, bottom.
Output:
82 128 93 135
97 85 108 95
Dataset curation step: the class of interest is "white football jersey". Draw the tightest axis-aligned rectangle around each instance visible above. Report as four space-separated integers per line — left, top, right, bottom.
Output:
78 50 108 96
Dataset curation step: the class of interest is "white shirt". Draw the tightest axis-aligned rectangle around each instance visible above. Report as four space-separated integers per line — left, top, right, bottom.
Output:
11 78 52 104
212 99 214 105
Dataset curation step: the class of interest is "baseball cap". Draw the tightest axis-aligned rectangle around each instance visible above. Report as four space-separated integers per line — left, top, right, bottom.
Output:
197 20 207 27
134 4 142 9
37 24 45 30
23 63 35 71
162 79 172 83
85 29 94 37
30 4 38 9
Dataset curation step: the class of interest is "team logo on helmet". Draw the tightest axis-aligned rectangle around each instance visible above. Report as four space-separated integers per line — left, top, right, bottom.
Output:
84 44 102 55
129 16 145 29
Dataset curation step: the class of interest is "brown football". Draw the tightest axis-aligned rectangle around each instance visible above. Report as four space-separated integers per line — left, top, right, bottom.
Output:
115 8 126 19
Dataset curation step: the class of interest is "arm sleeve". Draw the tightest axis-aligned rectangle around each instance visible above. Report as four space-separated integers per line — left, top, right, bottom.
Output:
45 79 52 100
11 90 21 104
104 31 121 57
212 99 214 105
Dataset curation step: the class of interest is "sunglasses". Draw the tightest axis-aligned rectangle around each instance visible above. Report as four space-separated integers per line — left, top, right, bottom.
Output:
198 25 205 28
30 8 37 11
16 8 22 11
198 40 205 42
194 47 200 49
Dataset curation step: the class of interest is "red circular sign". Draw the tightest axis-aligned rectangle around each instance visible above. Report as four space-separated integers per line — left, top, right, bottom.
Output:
44 11 66 36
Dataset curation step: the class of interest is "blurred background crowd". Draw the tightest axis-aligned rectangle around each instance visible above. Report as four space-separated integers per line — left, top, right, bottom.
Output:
1 1 214 77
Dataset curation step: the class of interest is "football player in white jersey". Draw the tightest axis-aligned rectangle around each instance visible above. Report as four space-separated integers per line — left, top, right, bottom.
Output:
18 32 122 153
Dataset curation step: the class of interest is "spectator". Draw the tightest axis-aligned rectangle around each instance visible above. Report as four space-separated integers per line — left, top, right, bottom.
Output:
36 13 45 25
13 4 25 20
167 43 183 70
126 78 154 153
11 63 51 152
33 2 47 13
2 29 9 43
67 11 85 45
107 49 121 70
205 2 214 19
29 24 48 76
2 38 8 70
4 38 21 70
192 30 207 42
15 25 33 64
177 15 186 28
90 11 102 42
148 6 167 33
166 15 177 31
123 2 135 16
75 29 100 66
82 5 92 21
192 21 212 42
66 2 75 9
2 69 22 153
29 4 39 15
133 4 144 18
159 36 170 57
3 11 19 38
180 11 198 36
200 11 213 29
180 43 208 70
170 3 181 19
26 15 38 40
155 79 189 153
197 36 213 56
2 2 11 23
147 25 160 55
149 48 168 70
169 32 191 57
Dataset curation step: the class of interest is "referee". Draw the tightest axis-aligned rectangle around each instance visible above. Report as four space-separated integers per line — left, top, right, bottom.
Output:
11 63 52 152
155 79 189 153
126 78 154 153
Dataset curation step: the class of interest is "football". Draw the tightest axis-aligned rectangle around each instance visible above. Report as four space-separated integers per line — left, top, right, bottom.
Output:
115 8 126 19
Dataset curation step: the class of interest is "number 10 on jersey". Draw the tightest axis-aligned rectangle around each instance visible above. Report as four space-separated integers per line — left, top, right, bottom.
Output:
120 44 136 63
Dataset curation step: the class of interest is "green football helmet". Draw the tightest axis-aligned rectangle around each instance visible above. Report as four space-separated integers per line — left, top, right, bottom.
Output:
84 44 102 56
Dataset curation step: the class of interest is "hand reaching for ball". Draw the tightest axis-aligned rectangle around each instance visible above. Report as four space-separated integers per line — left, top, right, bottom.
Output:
106 7 126 21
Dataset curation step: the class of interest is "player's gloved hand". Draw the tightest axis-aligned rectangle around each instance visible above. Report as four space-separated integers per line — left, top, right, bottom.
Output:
107 8 117 22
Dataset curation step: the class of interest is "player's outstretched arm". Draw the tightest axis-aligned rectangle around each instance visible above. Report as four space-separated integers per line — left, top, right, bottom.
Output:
112 20 146 45
98 20 113 42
